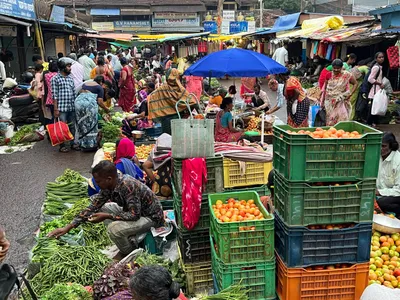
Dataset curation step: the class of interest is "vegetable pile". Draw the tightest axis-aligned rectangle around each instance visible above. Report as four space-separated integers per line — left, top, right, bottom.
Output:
136 144 154 160
9 123 41 146
99 121 121 143
212 198 266 223
31 246 111 297
44 181 87 215
41 283 92 300
199 284 250 299
56 169 86 183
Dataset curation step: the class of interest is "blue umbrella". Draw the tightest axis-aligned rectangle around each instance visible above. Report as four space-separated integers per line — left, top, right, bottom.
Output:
184 48 287 77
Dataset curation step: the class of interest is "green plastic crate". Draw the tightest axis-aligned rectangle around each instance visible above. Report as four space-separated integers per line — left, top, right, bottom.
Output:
274 172 376 226
209 191 274 263
225 185 271 197
159 198 173 210
174 193 210 232
183 261 213 296
211 236 276 300
273 121 382 182
178 228 211 264
172 156 224 196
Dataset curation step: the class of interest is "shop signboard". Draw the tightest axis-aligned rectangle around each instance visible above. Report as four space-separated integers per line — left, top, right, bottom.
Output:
229 21 248 34
204 21 217 34
247 21 256 32
0 0 35 20
154 12 197 19
114 20 150 31
0 26 16 37
151 16 200 28
221 20 230 34
92 22 115 32
223 10 235 21
49 5 65 23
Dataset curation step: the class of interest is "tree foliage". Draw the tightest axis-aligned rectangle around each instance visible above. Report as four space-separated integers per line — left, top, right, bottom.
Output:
264 0 301 14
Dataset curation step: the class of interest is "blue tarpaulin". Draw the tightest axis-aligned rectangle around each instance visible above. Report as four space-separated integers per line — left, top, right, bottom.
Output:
253 12 301 36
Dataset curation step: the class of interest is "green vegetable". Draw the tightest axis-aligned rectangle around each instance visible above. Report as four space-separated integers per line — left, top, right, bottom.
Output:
4 148 14 153
31 237 60 263
199 283 250 299
56 169 87 183
9 123 40 146
210 78 221 89
62 198 90 223
41 283 92 300
81 223 112 248
99 121 121 143
31 246 111 297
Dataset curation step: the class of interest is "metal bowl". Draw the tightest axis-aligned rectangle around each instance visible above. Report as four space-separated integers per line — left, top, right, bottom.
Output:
131 130 144 139
373 214 400 234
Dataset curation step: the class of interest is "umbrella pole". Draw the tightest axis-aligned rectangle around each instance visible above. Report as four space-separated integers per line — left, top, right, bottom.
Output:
261 112 265 145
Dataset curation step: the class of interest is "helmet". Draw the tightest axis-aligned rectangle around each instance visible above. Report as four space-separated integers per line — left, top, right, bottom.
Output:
21 71 34 84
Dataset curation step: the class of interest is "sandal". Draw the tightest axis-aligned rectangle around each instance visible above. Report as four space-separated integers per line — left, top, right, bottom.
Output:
59 147 69 153
71 144 81 151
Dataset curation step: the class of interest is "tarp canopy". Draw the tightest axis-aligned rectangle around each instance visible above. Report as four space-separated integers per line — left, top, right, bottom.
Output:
83 33 134 41
251 12 301 36
158 32 210 43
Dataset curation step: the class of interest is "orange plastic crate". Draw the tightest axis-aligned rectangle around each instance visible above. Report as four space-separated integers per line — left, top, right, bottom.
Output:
276 253 368 300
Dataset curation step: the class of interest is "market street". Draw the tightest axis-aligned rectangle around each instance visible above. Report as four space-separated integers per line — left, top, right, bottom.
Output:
0 141 93 272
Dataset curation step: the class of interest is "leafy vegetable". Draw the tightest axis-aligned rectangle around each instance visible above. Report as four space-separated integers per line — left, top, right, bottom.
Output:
31 237 60 263
93 262 135 299
99 121 121 143
210 78 221 89
62 198 90 223
9 123 40 146
41 283 92 300
56 169 87 183
31 246 111 296
4 148 14 153
199 283 250 299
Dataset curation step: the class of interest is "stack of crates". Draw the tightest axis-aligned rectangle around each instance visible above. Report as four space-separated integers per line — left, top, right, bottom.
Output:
172 156 224 296
209 191 276 299
272 122 383 300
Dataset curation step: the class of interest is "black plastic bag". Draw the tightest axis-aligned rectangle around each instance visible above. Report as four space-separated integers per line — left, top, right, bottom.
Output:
314 108 326 127
355 92 369 122
0 264 37 300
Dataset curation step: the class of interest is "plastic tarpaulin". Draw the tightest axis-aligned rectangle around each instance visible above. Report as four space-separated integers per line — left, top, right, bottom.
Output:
253 13 301 35
278 15 344 38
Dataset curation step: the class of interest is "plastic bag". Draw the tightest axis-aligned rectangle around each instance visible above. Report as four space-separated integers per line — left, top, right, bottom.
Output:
361 284 400 300
372 89 389 116
314 108 326 127
46 119 74 147
60 230 85 246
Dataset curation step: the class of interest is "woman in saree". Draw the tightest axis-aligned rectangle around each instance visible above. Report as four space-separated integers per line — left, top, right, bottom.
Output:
215 97 243 143
148 68 196 135
118 57 136 112
185 75 203 101
90 56 114 83
75 92 99 152
88 137 144 196
320 59 357 126
348 64 369 120
279 72 310 128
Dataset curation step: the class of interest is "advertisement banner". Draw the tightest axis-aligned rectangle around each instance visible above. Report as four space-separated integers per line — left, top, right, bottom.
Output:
0 0 35 20
221 20 230 34
92 22 114 32
114 20 150 31
203 21 217 34
49 5 65 23
154 12 197 19
151 16 200 28
223 10 235 21
229 21 248 34
247 21 256 32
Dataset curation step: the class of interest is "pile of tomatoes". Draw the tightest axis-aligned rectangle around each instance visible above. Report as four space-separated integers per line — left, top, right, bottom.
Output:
305 264 352 271
286 127 362 139
211 198 265 223
307 223 355 230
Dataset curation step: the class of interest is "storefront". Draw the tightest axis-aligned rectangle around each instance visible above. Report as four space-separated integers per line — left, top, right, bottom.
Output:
151 13 203 33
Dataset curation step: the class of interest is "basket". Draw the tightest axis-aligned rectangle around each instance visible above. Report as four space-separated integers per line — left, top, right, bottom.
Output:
209 191 274 263
172 156 224 196
276 253 369 300
275 213 372 267
273 121 382 182
183 261 213 296
223 158 272 188
174 191 210 232
211 237 276 300
225 185 271 197
178 228 211 264
274 172 376 226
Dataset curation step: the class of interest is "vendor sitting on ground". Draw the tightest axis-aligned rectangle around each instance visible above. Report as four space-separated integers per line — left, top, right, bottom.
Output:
252 84 270 112
215 97 243 143
88 137 143 196
48 160 164 258
376 132 400 216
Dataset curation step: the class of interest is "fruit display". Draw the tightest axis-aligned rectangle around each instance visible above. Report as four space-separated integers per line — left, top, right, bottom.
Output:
307 223 355 230
369 231 400 288
136 144 155 160
287 127 362 138
245 116 272 134
304 264 352 271
211 198 265 223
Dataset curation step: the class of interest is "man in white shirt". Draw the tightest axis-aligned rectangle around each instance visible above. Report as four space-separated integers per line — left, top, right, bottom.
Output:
78 50 96 81
272 42 289 67
61 55 84 89
252 84 270 112
376 132 400 215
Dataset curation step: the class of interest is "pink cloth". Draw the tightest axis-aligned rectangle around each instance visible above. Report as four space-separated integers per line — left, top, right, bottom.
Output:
181 158 207 230
34 72 44 100
45 72 57 105
115 138 136 164
185 75 203 100
368 64 383 99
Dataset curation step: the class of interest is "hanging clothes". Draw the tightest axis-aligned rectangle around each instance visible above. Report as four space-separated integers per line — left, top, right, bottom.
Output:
181 158 207 230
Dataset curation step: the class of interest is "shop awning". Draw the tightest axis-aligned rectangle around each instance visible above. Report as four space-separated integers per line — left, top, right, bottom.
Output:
82 33 135 41
90 8 120 16
39 20 93 34
151 5 206 13
120 8 152 16
0 15 32 36
158 32 210 43
249 12 301 36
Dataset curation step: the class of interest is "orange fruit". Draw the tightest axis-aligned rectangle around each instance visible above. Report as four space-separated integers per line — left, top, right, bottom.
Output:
247 199 254 205
254 209 261 216
216 200 223 205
